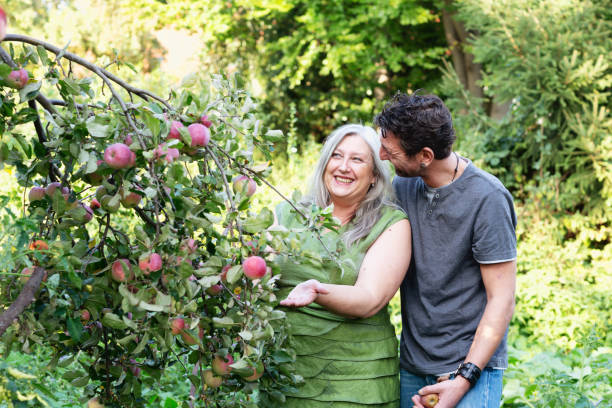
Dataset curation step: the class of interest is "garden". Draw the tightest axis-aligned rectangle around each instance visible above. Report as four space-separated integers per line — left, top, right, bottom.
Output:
0 1 610 407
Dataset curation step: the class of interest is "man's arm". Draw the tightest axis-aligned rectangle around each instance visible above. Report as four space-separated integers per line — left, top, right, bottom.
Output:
280 219 411 318
412 260 516 408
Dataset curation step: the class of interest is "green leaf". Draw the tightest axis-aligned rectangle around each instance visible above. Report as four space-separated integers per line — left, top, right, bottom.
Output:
243 207 274 233
197 275 220 289
133 332 150 355
0 63 11 77
66 317 83 342
144 187 157 198
71 375 90 387
213 316 237 328
86 116 112 138
102 313 128 330
226 265 243 284
163 397 178 408
19 80 42 103
36 46 51 65
238 330 253 341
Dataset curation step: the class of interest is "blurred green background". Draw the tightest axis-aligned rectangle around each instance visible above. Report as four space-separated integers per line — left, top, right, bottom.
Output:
0 0 610 406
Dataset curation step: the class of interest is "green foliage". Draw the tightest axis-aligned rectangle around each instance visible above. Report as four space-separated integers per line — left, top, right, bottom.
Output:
197 0 448 141
442 0 611 218
504 331 611 407
510 206 611 351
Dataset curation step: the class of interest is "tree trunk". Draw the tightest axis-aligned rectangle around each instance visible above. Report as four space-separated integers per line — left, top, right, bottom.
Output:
0 267 45 337
441 1 510 119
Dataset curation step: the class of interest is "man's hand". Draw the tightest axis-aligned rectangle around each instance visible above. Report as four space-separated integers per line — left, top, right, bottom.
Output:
411 377 470 408
280 279 329 307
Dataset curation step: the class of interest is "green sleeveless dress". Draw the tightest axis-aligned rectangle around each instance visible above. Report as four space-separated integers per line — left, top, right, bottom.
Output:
276 203 407 407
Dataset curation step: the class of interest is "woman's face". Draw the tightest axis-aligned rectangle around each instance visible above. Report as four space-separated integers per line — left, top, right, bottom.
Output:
324 134 376 206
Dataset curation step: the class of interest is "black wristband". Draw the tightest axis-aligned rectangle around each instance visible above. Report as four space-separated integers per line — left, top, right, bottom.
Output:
456 362 481 388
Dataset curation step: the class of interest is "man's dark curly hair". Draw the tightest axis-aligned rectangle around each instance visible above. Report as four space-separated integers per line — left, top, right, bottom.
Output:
374 92 456 159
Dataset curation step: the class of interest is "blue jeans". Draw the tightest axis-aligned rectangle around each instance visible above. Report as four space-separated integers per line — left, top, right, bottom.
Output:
400 368 503 408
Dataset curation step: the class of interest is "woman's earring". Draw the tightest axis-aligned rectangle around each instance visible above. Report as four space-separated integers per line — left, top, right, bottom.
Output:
420 163 426 168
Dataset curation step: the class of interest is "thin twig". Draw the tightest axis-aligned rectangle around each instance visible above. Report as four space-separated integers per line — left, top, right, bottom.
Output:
204 145 246 247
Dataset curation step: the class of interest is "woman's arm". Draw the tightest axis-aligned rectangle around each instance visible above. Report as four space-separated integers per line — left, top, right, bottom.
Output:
280 218 411 318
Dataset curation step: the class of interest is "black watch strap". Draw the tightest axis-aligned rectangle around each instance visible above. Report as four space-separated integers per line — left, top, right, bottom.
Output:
456 362 481 387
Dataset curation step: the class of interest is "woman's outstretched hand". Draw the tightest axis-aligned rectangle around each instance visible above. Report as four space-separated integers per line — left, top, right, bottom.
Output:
280 279 330 307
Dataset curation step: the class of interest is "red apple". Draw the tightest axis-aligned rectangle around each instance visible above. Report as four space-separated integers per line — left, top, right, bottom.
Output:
168 121 184 140
206 284 223 296
104 143 134 169
187 123 210 147
153 142 180 163
111 259 131 282
5 68 28 89
244 362 265 382
0 7 7 42
220 264 231 282
80 309 91 322
90 198 101 210
139 253 162 274
124 134 133 146
179 238 197 254
29 240 49 251
28 186 45 202
80 203 93 223
120 189 142 208
200 114 212 128
171 317 185 335
233 175 256 197
242 256 267 280
129 362 141 378
211 354 234 376
45 182 62 197
181 330 197 345
203 369 223 388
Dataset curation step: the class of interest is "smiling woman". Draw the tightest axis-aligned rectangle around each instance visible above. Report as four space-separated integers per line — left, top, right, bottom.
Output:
276 124 412 407
323 134 377 221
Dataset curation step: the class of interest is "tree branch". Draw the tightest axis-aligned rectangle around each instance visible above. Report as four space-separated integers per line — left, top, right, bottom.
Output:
3 34 173 111
0 267 46 337
28 100 60 182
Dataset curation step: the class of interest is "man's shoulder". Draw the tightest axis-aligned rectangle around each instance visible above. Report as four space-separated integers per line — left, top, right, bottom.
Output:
464 162 512 198
392 175 421 191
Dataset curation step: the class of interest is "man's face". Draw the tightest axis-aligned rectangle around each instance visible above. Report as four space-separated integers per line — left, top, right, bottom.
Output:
378 130 420 177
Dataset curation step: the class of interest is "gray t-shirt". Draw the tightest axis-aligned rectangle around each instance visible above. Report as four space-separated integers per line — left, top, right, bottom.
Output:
394 159 517 375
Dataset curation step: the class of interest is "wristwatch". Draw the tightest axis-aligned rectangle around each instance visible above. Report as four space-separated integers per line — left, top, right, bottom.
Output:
456 362 481 388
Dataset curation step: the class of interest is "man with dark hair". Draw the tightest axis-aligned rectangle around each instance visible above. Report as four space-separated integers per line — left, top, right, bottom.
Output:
374 92 517 408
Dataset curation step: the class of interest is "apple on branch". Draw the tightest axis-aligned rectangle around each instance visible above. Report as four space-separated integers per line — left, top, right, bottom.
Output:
211 354 234 376
167 120 184 140
139 253 162 275
111 259 132 282
3 68 29 89
28 186 45 202
233 175 256 197
187 123 210 148
242 256 267 280
203 369 223 388
0 6 7 42
104 143 136 169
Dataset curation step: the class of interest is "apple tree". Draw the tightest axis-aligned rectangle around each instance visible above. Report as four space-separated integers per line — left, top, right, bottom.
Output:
0 15 326 407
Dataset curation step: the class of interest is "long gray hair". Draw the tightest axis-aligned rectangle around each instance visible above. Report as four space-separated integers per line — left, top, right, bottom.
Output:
302 124 398 247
